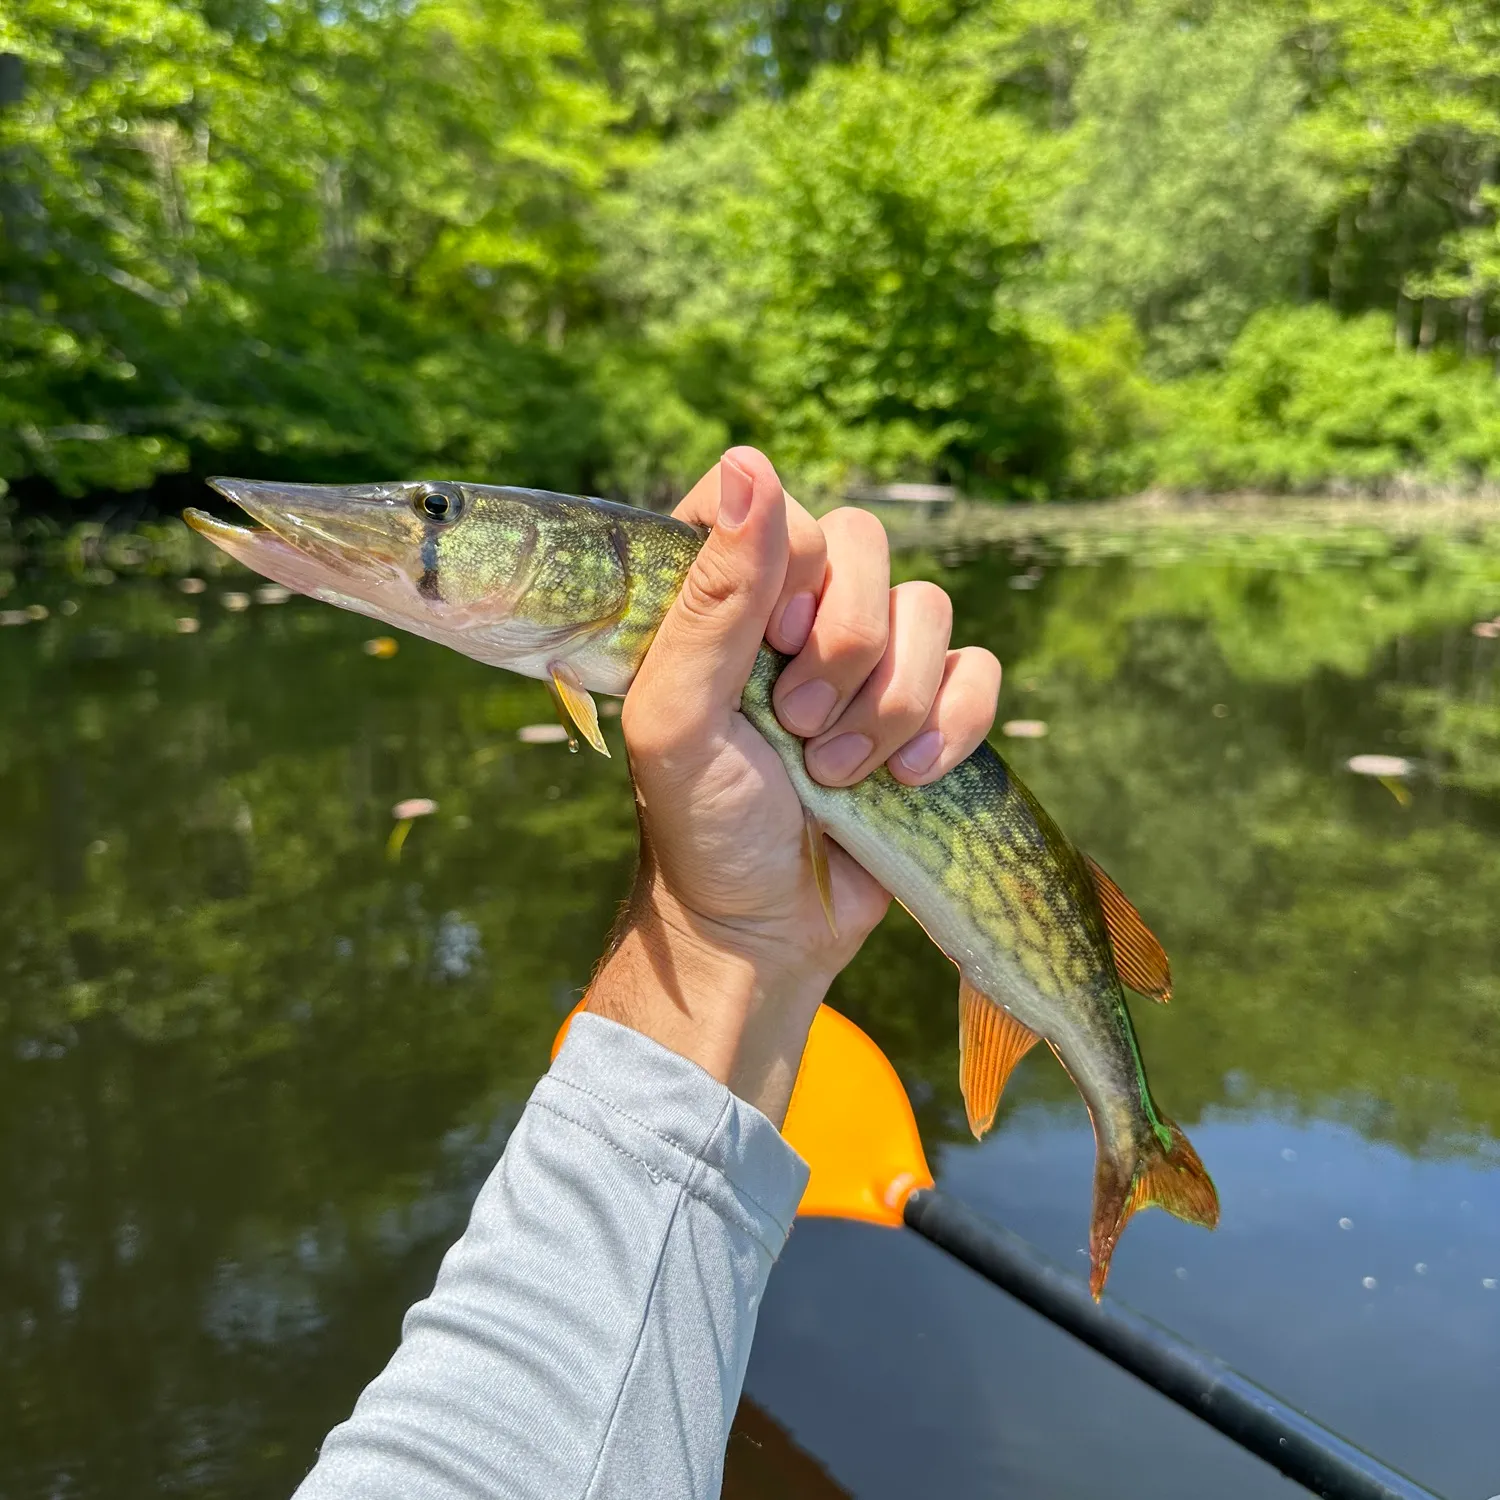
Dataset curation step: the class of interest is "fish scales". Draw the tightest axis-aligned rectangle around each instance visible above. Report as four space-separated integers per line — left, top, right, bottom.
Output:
740 647 1159 1134
185 476 1218 1296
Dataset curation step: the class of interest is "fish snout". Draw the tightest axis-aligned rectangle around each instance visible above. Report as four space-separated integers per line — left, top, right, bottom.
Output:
201 478 424 576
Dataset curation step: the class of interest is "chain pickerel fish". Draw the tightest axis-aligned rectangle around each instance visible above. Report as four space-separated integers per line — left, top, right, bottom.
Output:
185 478 1218 1296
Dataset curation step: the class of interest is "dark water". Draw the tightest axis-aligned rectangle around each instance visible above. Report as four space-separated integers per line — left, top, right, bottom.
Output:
3 524 1500 1499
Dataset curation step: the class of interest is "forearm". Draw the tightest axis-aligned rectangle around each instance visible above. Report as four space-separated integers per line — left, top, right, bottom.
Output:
293 1013 808 1500
587 880 832 1128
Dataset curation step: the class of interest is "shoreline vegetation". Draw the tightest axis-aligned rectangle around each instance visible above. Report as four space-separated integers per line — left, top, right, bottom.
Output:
857 484 1500 534
12 1 1500 510
4 482 1499 600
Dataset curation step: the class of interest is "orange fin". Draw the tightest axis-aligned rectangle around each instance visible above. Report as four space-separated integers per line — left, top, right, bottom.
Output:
1085 855 1172 1003
958 978 1039 1139
1088 1117 1219 1300
804 811 838 938
547 663 609 757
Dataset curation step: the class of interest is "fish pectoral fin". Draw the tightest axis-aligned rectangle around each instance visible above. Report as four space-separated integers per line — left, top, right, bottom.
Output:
804 811 838 939
1084 855 1172 1003
958 978 1039 1139
547 663 610 758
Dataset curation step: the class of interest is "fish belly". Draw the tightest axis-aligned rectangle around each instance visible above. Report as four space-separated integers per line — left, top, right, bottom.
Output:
739 650 1128 1070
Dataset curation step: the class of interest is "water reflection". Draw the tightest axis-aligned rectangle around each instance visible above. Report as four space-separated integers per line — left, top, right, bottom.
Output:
2 523 1499 1497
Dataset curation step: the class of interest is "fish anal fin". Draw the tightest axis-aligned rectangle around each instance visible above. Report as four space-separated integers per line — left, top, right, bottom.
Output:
548 662 609 757
1088 1117 1219 1300
1084 855 1172 1003
804 811 838 938
958 979 1039 1140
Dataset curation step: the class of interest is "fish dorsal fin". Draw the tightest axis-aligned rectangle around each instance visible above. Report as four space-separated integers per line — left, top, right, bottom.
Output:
803 810 838 938
1084 855 1171 1003
958 978 1039 1139
547 662 610 757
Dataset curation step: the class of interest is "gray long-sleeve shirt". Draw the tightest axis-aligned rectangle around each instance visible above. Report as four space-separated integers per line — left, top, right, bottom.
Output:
294 1012 810 1500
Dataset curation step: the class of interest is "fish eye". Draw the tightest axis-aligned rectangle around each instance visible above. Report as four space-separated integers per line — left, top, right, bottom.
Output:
414 485 463 524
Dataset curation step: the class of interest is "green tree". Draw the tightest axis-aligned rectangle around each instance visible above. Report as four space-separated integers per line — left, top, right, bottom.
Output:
567 0 918 134
1048 1 1328 372
0 0 617 495
604 61 1069 497
1148 304 1500 489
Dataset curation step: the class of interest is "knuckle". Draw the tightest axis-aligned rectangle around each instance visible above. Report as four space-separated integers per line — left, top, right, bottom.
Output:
821 505 888 551
941 650 1001 735
899 579 953 627
787 513 828 576
784 489 819 531
961 645 1003 692
678 551 739 620
822 614 887 666
879 683 931 726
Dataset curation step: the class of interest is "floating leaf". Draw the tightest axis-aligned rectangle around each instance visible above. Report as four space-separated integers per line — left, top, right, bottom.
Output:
391 798 437 820
1346 755 1413 778
518 724 570 744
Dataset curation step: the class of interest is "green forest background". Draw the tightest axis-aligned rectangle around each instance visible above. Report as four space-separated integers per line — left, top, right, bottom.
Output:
9 0 1500 505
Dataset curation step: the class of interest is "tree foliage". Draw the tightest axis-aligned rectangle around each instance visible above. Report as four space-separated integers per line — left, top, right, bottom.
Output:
11 0 1500 500
1047 2 1328 373
0 0 616 493
607 63 1069 496
1149 305 1500 490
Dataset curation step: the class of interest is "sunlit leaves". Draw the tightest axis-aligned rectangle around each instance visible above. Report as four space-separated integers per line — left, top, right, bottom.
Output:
0 0 617 494
607 63 1068 497
1148 305 1500 490
1047 2 1328 373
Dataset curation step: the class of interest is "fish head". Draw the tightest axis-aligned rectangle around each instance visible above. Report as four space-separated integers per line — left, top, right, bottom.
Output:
185 478 632 673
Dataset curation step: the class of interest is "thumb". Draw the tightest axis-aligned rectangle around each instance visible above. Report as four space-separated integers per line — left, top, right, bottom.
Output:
635 448 789 729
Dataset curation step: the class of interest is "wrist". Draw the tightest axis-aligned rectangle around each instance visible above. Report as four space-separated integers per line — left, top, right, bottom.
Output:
585 883 832 1127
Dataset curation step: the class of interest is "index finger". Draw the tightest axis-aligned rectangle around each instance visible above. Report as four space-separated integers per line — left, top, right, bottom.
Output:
674 456 828 654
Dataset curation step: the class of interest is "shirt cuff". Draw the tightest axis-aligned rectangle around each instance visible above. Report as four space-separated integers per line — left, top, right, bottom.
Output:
535 1011 810 1260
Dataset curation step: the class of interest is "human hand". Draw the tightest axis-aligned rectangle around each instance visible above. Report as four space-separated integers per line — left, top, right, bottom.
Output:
586 448 1001 1125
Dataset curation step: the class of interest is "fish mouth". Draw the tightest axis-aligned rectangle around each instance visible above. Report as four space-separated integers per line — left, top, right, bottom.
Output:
186 478 418 597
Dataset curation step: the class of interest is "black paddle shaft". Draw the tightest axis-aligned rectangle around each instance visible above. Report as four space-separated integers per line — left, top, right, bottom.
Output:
903 1189 1446 1500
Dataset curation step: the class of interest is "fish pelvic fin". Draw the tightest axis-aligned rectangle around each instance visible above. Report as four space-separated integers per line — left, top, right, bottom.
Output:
958 979 1039 1139
548 662 610 757
1084 855 1172 1003
1088 1117 1219 1301
804 811 838 939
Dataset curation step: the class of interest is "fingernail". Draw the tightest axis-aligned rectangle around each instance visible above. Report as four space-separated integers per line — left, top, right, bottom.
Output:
718 455 753 529
779 678 837 735
895 729 943 777
776 591 816 651
810 732 873 782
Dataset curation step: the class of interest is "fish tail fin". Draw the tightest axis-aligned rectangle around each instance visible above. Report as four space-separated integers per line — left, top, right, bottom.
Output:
1088 1117 1219 1300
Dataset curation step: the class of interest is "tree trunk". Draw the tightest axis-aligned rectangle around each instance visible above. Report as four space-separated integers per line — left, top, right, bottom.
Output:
1330 203 1354 312
1419 296 1439 350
